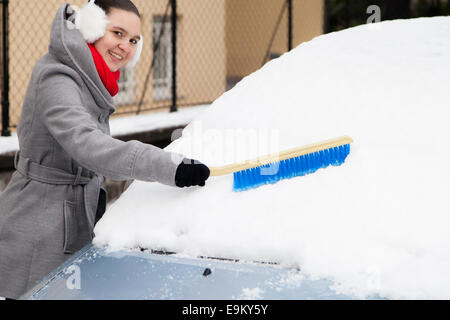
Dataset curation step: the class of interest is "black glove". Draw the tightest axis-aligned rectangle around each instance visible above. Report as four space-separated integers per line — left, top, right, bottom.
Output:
175 158 210 187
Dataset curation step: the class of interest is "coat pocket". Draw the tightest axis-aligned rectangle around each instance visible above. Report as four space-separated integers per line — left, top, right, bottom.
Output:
63 200 78 254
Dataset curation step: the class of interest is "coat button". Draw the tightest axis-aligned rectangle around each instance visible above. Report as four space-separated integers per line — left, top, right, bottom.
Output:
98 114 105 123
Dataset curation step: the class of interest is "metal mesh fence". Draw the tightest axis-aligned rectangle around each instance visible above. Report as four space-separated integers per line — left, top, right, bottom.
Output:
0 0 6 136
1 0 324 134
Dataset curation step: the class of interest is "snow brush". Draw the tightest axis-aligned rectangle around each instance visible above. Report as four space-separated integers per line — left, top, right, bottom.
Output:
209 135 353 191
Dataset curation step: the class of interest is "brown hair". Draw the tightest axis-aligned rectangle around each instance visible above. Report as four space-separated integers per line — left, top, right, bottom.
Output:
92 0 141 18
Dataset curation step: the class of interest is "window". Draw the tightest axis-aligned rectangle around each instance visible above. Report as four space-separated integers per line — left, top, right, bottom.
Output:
152 17 172 101
114 68 135 105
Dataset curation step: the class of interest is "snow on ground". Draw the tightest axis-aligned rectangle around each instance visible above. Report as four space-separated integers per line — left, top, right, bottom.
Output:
0 133 18 154
109 104 208 137
93 16 450 299
0 105 207 155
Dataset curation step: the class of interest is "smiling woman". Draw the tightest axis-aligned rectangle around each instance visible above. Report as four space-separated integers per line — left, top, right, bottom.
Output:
0 0 210 300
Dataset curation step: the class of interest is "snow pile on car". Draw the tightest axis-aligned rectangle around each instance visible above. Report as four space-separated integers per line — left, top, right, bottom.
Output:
94 16 450 299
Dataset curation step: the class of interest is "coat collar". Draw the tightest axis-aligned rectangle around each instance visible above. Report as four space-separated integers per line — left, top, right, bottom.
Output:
49 3 116 114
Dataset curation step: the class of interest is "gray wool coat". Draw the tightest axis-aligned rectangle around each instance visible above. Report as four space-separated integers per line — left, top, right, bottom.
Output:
0 3 183 299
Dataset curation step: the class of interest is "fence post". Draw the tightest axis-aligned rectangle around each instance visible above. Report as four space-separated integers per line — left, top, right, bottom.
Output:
287 0 293 51
1 0 10 136
170 0 177 113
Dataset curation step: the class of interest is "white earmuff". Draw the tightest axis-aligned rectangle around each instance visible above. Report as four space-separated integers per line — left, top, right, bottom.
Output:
74 0 108 44
126 37 143 69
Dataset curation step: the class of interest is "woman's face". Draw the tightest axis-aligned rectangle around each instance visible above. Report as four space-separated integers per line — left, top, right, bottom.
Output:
94 8 141 72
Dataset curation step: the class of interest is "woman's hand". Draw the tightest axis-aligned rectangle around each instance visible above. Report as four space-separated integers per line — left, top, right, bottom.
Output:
175 158 210 187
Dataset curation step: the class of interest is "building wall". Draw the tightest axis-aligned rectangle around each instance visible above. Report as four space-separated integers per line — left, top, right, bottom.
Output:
176 0 226 107
225 0 324 79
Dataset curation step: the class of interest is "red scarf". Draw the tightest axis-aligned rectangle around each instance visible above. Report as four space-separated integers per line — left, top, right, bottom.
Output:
87 43 121 97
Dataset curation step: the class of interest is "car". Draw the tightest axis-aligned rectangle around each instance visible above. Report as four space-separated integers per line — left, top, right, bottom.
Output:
19 16 450 300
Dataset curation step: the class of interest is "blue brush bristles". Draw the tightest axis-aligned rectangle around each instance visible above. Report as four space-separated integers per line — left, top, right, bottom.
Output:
233 143 351 192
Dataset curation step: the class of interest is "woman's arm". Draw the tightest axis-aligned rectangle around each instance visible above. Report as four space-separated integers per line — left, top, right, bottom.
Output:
37 68 183 186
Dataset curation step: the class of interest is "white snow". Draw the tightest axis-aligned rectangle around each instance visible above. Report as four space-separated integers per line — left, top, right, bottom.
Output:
0 133 18 154
238 287 264 300
95 17 448 299
0 105 207 155
109 104 208 137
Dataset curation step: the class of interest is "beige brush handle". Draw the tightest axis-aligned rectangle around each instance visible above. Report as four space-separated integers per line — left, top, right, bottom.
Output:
209 135 353 176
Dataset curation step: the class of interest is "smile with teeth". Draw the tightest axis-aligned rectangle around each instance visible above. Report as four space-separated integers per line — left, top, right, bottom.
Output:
109 50 124 61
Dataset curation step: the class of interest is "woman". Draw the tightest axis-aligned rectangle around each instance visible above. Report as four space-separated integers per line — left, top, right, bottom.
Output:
0 0 209 299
